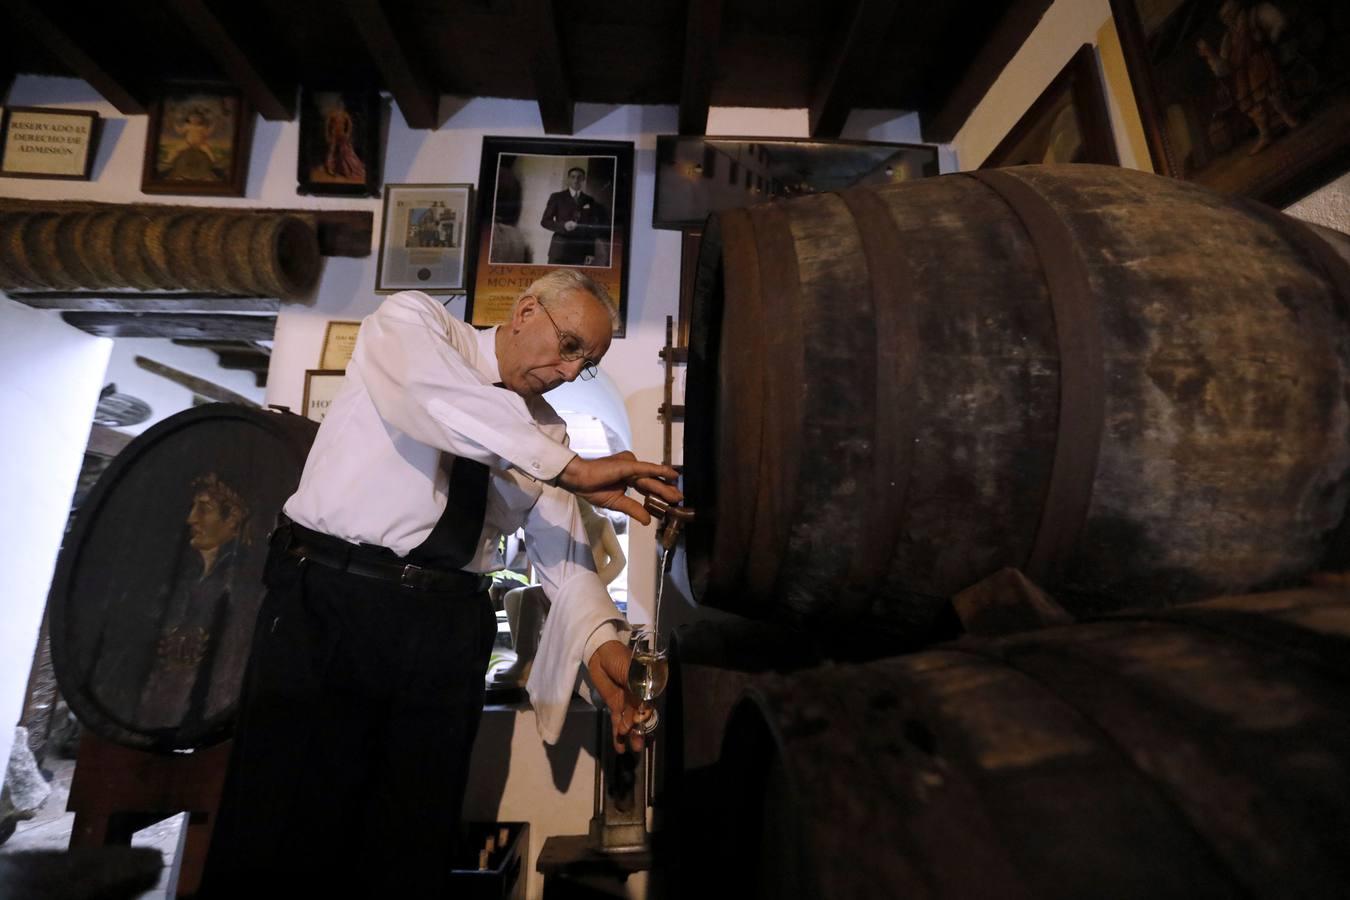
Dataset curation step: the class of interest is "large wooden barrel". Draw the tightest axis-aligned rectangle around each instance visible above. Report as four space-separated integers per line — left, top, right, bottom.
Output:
683 164 1350 644
49 405 317 751
679 585 1350 899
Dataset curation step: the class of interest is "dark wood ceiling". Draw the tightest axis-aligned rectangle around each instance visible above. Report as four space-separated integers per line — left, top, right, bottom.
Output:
0 0 1050 141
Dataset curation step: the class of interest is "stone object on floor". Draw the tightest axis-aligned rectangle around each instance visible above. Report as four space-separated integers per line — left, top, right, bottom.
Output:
1 727 52 846
0 847 162 900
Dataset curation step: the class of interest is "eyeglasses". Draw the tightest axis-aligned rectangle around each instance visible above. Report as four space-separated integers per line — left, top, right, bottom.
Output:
537 301 600 381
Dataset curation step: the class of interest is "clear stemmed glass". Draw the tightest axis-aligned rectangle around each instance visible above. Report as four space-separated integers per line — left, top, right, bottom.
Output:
625 629 669 735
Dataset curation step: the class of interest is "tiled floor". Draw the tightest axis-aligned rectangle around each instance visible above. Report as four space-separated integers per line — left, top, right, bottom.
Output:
0 757 183 899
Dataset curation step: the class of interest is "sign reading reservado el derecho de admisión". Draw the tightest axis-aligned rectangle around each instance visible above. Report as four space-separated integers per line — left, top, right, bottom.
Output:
1 107 98 180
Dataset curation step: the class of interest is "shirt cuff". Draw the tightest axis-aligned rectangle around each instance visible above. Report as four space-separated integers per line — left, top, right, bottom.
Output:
582 620 628 669
520 444 576 484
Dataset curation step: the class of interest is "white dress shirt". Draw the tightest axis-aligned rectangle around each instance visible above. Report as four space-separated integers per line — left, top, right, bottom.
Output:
285 290 626 742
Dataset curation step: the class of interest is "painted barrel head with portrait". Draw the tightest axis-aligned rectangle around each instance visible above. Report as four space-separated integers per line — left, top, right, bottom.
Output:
49 404 317 752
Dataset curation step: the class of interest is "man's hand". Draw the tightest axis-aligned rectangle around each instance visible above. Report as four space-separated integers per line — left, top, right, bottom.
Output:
587 640 647 754
557 452 682 525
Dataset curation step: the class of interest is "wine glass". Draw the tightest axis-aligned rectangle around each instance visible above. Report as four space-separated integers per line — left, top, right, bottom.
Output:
625 629 669 735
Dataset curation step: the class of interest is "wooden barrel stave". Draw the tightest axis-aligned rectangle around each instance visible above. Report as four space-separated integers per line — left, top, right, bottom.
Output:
855 175 1063 626
693 586 1350 899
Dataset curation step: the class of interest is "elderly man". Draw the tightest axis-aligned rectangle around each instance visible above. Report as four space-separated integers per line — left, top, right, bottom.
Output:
201 269 680 897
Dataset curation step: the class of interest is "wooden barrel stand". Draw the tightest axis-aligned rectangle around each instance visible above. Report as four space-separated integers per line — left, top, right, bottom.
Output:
67 734 232 897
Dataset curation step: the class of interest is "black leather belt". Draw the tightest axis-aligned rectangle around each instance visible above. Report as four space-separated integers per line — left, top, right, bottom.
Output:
270 518 491 595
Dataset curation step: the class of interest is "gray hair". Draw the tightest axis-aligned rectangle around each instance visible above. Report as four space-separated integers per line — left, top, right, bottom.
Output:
517 269 618 328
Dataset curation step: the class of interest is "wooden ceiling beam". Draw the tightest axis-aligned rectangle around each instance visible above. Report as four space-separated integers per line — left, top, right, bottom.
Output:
678 0 722 135
525 0 574 135
340 0 439 129
0 0 148 114
808 0 898 138
920 0 1054 144
163 0 296 121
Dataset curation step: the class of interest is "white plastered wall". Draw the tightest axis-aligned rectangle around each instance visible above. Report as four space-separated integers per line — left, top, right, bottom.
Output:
0 298 111 772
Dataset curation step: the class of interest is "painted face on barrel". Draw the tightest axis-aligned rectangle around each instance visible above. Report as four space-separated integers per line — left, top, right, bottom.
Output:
186 492 242 553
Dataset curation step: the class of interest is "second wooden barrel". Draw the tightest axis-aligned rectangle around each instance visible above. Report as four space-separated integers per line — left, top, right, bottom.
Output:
48 404 317 751
681 586 1350 899
683 164 1350 642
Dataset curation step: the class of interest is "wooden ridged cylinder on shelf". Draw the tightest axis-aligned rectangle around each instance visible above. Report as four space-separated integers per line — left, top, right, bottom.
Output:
244 215 322 299
0 207 321 297
682 163 1350 646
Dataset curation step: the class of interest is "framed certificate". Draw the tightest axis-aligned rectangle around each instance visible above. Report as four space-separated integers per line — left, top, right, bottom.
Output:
375 183 473 294
319 321 361 370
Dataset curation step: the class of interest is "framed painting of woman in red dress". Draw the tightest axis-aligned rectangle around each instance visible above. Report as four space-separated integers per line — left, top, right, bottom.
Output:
297 90 384 198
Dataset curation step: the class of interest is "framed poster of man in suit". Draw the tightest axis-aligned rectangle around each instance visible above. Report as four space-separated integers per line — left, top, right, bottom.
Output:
469 136 634 336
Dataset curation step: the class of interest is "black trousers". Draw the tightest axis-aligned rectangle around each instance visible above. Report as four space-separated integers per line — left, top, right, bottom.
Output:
200 547 497 898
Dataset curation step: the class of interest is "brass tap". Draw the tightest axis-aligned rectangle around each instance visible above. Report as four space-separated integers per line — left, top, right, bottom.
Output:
643 495 696 551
